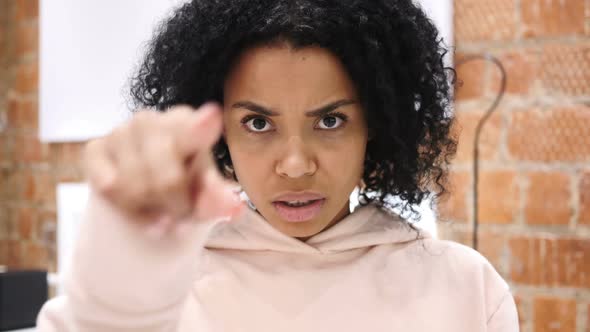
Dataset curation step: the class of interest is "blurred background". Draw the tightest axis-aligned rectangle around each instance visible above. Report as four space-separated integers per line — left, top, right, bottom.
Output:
0 0 588 331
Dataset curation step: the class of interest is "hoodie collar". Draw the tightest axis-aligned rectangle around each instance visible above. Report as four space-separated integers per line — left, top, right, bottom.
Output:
205 204 430 254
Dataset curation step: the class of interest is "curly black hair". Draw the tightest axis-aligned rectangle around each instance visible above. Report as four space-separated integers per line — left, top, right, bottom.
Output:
130 0 457 222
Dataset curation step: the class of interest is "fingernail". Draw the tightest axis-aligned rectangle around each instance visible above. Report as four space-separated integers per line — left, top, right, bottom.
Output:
198 103 220 120
201 101 221 111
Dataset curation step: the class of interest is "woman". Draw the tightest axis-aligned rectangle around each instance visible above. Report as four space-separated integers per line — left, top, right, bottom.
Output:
38 0 519 331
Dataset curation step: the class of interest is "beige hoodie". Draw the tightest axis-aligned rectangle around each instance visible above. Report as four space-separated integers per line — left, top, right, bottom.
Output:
37 193 519 332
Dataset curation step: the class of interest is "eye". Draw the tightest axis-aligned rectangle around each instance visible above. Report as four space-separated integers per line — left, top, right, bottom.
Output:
316 114 347 130
243 116 273 133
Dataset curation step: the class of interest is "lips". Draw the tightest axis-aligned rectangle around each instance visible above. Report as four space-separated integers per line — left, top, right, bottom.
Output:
272 192 326 203
272 192 326 223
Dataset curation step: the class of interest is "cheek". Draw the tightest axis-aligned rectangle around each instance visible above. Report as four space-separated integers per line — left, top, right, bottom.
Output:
322 141 366 180
226 138 272 187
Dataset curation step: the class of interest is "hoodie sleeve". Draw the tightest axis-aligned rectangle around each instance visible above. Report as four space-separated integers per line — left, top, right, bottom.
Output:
36 192 220 332
480 253 520 332
487 291 520 332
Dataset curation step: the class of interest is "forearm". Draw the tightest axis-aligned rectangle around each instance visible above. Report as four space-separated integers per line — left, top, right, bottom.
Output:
37 192 219 332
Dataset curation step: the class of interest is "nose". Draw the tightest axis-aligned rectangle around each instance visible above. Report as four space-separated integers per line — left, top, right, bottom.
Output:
275 136 317 179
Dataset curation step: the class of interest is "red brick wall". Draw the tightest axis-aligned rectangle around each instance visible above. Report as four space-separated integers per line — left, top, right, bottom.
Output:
0 0 588 331
0 0 85 272
441 0 590 331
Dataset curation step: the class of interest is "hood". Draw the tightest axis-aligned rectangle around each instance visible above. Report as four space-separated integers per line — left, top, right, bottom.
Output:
205 204 431 254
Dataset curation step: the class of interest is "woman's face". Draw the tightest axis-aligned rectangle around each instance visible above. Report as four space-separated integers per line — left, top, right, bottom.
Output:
223 44 368 239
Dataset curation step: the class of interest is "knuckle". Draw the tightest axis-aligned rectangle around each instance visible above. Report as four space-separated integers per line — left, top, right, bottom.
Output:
127 182 151 202
157 135 176 151
149 137 181 165
155 170 185 193
94 173 118 195
161 135 179 158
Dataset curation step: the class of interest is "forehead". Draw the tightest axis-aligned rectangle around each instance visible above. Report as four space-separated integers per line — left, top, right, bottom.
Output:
223 44 358 102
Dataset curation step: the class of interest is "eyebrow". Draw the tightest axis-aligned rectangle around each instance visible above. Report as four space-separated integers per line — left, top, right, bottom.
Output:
230 99 357 117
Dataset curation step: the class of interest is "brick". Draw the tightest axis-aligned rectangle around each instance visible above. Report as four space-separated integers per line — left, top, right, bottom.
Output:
489 49 538 96
513 295 528 330
0 133 13 164
509 236 590 288
16 208 33 239
0 205 13 239
454 0 518 43
0 241 5 266
14 134 48 162
478 231 507 276
6 97 38 130
13 61 38 95
533 296 576 332
437 227 472 247
36 209 56 244
540 43 590 97
453 109 503 163
0 168 19 203
50 142 85 167
436 229 507 275
478 170 519 224
524 171 572 225
521 0 586 38
1 206 18 240
16 207 35 240
14 0 39 22
455 55 487 100
5 240 21 267
46 244 56 273
22 169 56 206
22 171 34 200
21 242 48 270
55 167 85 183
0 23 5 59
15 22 38 56
580 171 590 225
437 170 471 223
507 106 590 162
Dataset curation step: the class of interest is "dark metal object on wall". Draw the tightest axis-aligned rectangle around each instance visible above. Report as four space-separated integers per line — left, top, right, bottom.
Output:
455 54 507 251
0 270 48 331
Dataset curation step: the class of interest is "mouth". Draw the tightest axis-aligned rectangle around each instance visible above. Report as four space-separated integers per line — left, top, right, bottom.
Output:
271 192 326 223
